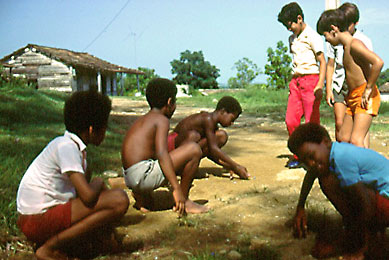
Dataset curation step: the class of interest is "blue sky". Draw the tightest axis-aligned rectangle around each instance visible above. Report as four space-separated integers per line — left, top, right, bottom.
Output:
1 0 388 85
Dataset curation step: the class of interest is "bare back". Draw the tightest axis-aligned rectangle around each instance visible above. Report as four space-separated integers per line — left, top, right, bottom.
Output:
173 111 217 146
343 38 375 91
121 110 170 169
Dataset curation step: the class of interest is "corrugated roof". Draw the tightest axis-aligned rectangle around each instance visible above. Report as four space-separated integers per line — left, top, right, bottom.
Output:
1 43 144 75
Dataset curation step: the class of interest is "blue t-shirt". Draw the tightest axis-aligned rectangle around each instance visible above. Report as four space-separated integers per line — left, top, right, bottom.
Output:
329 142 389 197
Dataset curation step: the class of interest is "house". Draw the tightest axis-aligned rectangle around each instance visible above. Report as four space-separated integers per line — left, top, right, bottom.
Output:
0 43 144 95
379 82 389 102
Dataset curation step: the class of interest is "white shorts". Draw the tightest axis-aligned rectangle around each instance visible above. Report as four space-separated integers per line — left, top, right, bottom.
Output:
123 159 166 193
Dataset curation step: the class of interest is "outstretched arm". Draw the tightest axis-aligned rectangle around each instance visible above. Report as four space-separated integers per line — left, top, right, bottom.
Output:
204 118 249 179
294 169 316 238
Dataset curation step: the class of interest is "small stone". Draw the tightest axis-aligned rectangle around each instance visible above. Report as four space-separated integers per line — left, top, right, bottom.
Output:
227 250 242 260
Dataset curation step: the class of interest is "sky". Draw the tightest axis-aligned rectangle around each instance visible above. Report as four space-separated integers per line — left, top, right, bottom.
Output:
1 0 388 85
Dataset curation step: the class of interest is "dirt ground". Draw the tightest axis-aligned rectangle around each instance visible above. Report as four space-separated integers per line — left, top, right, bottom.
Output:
13 97 389 260
101 97 389 260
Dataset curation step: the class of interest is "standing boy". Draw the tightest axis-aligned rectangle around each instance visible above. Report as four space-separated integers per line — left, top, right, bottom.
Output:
325 2 373 147
168 96 249 179
277 2 326 168
16 90 130 260
317 9 383 147
121 78 208 215
288 122 389 259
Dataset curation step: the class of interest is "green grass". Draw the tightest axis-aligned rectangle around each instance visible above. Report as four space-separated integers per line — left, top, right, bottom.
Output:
1 83 388 254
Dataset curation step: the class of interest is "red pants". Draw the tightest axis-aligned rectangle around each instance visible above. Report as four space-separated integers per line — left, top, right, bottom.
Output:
286 74 321 136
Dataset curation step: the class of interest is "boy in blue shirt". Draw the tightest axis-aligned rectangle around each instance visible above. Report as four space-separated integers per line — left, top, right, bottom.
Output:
288 123 389 259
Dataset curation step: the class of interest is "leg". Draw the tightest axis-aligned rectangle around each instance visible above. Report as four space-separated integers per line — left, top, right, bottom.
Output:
339 114 354 143
333 102 347 142
132 191 153 212
202 129 228 158
349 114 373 148
169 142 208 213
300 74 320 125
36 189 129 260
285 78 304 136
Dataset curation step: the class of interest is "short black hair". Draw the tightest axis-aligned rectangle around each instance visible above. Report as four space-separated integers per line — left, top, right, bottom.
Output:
288 123 331 156
64 90 112 135
339 2 359 26
317 9 348 35
146 78 177 109
278 2 304 27
216 96 242 115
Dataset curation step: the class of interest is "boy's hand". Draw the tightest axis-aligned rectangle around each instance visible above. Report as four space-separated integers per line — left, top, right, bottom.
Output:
361 87 373 109
326 91 335 107
314 86 323 100
293 207 307 238
234 165 250 180
172 189 186 216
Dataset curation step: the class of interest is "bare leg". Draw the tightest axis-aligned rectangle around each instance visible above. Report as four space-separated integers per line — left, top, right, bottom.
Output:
36 189 129 260
170 142 209 213
349 114 373 148
339 114 354 143
132 191 153 212
333 102 347 142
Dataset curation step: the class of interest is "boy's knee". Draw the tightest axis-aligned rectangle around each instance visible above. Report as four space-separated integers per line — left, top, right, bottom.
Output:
111 189 130 216
188 142 202 158
216 130 228 147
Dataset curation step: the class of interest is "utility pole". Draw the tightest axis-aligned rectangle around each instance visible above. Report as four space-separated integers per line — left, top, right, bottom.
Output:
325 0 340 10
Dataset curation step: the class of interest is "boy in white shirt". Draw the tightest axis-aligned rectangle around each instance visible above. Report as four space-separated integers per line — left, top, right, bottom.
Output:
16 90 129 260
277 2 326 168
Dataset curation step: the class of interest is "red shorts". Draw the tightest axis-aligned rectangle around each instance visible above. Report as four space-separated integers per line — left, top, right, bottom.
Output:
168 132 178 152
376 192 389 226
17 201 72 245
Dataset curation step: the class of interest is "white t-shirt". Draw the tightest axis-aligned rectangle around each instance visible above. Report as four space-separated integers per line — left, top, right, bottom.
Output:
326 30 373 93
289 24 324 75
17 131 87 215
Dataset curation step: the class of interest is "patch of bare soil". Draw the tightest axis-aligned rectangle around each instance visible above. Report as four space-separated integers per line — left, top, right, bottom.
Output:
13 97 389 260
108 97 389 260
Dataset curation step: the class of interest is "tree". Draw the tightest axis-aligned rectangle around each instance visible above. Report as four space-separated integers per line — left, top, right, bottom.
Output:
228 57 260 88
170 50 220 89
120 67 159 95
264 41 292 89
378 68 389 86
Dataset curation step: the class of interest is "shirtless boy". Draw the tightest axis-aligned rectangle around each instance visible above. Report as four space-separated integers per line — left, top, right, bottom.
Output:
121 78 208 214
317 8 383 147
168 96 249 179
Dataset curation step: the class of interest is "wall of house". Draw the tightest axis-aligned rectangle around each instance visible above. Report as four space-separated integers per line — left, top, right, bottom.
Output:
5 48 73 91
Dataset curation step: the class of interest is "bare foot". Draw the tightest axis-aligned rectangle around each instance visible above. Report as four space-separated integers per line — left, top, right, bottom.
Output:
184 199 209 214
132 191 153 212
36 245 68 260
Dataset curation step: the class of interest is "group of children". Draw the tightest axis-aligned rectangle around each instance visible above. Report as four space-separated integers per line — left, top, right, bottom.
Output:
279 2 386 259
15 1 388 260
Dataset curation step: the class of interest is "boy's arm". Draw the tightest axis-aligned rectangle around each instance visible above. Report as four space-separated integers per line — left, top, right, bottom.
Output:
204 117 249 179
325 57 335 107
314 52 326 99
294 169 316 238
155 117 186 215
68 171 104 207
351 40 384 109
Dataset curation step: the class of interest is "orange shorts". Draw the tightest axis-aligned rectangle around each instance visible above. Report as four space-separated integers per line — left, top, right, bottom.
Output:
346 83 380 116
17 201 72 246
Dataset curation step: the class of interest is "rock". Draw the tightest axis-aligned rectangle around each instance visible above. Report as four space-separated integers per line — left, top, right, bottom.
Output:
249 238 268 250
227 250 242 260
